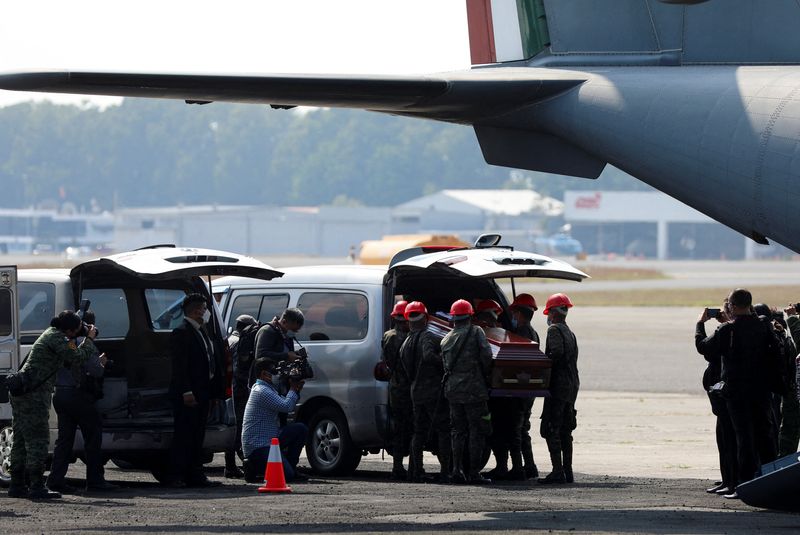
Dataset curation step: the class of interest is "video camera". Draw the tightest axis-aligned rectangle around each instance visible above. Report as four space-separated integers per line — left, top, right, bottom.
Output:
274 345 314 381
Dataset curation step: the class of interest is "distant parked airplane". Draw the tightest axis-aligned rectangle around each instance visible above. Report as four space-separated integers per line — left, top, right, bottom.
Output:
2 0 800 252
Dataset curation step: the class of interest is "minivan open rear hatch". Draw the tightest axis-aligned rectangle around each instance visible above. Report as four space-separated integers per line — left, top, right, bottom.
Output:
70 245 284 286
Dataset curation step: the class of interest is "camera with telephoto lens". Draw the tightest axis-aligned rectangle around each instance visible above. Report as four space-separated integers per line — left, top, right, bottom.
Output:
274 354 314 381
78 322 99 338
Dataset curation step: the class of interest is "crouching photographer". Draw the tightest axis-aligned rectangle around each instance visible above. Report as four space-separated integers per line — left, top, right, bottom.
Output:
241 358 308 483
47 309 117 493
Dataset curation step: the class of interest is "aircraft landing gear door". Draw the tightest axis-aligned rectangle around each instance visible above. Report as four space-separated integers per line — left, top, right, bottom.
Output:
0 267 19 404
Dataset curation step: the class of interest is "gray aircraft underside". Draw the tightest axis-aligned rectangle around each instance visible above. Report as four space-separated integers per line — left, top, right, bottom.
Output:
1 0 799 253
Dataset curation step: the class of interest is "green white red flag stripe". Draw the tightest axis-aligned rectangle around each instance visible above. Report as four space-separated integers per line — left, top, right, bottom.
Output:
467 0 539 64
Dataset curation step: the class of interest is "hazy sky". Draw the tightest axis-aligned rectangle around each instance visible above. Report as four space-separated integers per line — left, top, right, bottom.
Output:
0 0 470 107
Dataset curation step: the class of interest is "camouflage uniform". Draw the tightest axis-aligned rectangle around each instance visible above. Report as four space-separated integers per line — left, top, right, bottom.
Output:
441 323 493 482
383 327 411 477
540 322 579 483
488 321 540 480
402 328 450 481
515 322 540 478
9 327 95 495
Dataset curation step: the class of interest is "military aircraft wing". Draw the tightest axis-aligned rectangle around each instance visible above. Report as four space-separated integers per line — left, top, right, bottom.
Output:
0 69 586 124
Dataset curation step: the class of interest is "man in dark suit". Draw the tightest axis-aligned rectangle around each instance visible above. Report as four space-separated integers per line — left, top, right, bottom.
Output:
165 293 224 487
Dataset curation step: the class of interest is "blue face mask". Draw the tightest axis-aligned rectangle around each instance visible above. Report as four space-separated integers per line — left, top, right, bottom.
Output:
511 317 519 329
546 317 553 326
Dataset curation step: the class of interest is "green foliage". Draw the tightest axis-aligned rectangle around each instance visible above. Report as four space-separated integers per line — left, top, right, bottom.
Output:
0 99 651 210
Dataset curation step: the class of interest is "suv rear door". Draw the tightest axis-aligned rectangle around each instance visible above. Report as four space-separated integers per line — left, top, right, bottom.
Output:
0 266 19 485
387 247 588 282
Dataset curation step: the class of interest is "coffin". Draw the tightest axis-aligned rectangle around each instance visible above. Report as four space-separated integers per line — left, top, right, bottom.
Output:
427 316 551 398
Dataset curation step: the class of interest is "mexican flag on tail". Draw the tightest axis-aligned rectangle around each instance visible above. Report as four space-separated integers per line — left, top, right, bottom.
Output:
466 0 550 65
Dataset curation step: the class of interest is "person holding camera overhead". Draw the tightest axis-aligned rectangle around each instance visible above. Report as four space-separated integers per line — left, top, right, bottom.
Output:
7 310 98 500
46 309 116 493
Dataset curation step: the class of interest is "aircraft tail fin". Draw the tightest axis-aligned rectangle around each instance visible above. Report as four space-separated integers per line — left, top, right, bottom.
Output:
466 0 549 65
468 0 800 67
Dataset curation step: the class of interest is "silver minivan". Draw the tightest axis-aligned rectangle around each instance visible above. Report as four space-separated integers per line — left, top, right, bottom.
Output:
0 246 281 485
214 241 587 476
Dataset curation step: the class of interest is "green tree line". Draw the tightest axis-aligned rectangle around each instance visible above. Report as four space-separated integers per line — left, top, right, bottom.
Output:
0 99 650 211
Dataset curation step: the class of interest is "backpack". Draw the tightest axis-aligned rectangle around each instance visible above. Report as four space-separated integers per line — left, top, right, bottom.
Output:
235 321 264 371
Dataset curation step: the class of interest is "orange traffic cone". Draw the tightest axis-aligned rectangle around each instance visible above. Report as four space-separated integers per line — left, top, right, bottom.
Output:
257 437 292 493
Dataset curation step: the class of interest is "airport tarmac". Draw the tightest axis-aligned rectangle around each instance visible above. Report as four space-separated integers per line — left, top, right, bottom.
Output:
4 305 798 533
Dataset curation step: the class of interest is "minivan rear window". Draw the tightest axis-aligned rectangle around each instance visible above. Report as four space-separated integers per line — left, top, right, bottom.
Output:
296 292 368 342
18 282 55 333
226 294 290 332
145 289 187 331
82 288 130 338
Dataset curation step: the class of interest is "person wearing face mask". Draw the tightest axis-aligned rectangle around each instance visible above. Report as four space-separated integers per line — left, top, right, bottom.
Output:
538 293 579 485
253 308 306 372
510 293 540 480
241 358 307 483
7 310 97 499
164 293 224 488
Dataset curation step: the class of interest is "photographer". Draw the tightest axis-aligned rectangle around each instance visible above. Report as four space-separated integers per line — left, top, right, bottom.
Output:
241 358 308 483
695 301 738 496
46 310 116 493
7 310 98 500
696 289 778 498
253 308 306 371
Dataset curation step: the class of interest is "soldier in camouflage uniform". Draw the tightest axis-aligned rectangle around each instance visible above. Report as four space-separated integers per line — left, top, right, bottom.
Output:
401 301 450 483
442 299 493 484
383 301 411 480
538 294 579 485
8 311 97 499
510 294 540 479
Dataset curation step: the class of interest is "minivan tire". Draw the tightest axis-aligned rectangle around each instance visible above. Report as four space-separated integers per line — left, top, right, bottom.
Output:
306 406 361 476
0 425 12 487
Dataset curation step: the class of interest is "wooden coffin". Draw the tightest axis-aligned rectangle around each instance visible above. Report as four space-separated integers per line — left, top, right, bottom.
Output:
427 315 551 398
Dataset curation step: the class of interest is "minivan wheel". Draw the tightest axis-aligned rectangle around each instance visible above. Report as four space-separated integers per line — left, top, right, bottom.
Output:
0 426 12 487
306 406 361 476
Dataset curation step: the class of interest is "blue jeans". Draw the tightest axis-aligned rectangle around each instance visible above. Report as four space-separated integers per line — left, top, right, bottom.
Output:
249 423 308 481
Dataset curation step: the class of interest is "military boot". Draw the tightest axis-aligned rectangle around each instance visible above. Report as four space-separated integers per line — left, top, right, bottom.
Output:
391 455 408 481
8 469 29 498
507 450 526 481
484 448 509 480
538 448 566 485
562 441 574 484
28 470 61 500
450 436 467 484
522 442 538 479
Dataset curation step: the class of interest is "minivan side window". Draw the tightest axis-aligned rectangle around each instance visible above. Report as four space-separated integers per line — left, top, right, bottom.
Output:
18 282 55 334
144 289 187 331
226 294 289 332
296 292 368 342
82 288 130 338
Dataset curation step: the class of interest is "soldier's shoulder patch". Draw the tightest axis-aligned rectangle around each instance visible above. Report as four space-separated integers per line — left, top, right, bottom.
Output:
67 340 77 350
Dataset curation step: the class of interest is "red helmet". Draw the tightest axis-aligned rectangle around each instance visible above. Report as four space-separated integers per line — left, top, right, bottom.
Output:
476 299 503 317
404 301 428 320
450 299 474 318
391 300 408 319
543 293 573 315
510 293 538 311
